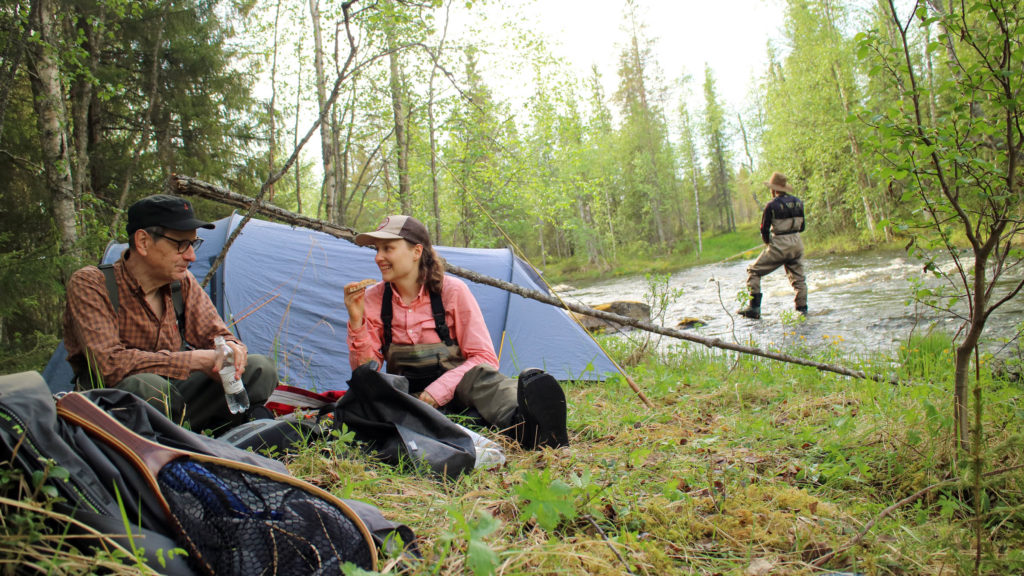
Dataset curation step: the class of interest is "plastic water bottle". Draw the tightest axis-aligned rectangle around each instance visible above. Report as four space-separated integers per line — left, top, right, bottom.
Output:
214 336 249 414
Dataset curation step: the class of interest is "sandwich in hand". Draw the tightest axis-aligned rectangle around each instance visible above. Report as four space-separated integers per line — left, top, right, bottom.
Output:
345 278 376 296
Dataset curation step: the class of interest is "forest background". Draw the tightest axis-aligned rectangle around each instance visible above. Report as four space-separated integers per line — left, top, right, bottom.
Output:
0 0 1019 377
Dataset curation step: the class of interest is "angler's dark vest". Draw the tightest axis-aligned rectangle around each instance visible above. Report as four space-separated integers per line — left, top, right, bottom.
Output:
768 194 805 236
379 283 465 395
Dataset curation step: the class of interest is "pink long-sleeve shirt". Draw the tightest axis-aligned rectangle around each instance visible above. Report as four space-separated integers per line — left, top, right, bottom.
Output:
346 275 499 405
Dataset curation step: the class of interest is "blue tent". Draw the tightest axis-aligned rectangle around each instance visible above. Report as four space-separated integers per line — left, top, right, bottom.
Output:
44 214 617 392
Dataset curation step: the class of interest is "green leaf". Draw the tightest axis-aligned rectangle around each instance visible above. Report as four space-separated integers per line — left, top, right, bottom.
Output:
341 562 378 576
469 511 501 540
466 539 500 576
515 470 576 531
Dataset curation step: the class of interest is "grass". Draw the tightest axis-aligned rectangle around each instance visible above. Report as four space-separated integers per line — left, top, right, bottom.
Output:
297 336 1020 575
3 333 1023 574
539 223 904 287
541 224 763 285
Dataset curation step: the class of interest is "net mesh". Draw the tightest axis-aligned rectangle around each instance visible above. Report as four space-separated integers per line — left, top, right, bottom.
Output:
158 459 372 574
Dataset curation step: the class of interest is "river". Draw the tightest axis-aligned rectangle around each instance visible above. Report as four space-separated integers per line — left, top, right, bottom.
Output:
559 249 1024 360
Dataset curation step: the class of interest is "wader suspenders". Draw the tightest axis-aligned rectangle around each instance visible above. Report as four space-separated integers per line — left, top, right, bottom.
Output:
379 283 454 357
98 264 188 349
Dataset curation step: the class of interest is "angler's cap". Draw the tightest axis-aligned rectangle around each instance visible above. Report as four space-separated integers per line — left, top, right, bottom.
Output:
765 172 794 193
127 194 215 235
355 215 431 247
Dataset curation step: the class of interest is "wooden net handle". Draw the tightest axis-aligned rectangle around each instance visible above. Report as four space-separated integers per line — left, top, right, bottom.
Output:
56 393 182 477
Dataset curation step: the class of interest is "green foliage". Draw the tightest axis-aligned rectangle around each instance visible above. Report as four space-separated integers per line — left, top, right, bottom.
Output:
1 459 174 574
514 469 576 532
1 0 264 370
441 507 501 576
898 331 955 380
760 0 884 237
857 0 1024 451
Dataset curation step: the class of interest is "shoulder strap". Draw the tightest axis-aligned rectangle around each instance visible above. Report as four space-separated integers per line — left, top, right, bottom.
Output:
170 280 187 348
99 264 119 315
99 263 187 348
378 284 454 356
380 284 394 356
429 290 454 346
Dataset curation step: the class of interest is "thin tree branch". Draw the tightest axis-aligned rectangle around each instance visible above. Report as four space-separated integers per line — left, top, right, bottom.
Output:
171 175 900 387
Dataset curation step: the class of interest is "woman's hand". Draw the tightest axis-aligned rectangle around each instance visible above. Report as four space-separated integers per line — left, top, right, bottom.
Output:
343 280 368 329
419 391 439 408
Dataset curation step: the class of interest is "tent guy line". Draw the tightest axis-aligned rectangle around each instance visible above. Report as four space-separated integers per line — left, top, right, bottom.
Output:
168 174 898 388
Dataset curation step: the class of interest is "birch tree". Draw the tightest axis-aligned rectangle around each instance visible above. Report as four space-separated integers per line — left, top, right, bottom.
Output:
860 0 1024 452
27 0 77 257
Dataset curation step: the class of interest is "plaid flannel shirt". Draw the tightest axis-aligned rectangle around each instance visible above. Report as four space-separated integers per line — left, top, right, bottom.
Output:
63 251 242 386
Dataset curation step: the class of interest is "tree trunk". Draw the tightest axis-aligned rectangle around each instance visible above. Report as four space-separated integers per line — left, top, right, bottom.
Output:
266 0 283 202
28 0 77 257
953 248 990 450
386 31 411 214
577 195 599 264
69 5 103 211
691 168 703 255
426 25 446 241
736 113 762 212
309 0 336 222
831 64 877 236
537 221 546 267
112 22 164 237
428 85 442 240
294 50 303 214
330 102 345 224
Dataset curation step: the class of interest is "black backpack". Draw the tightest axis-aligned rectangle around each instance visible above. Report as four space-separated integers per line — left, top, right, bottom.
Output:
0 370 416 575
334 363 477 478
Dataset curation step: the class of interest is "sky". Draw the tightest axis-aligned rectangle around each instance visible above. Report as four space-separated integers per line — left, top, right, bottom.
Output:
450 0 788 114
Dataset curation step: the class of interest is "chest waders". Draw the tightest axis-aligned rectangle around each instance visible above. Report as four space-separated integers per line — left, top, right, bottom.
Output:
379 284 465 395
742 193 808 316
377 284 566 448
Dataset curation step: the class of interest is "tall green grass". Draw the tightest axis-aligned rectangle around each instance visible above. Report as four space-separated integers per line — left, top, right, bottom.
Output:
4 331 1022 575
290 335 1024 574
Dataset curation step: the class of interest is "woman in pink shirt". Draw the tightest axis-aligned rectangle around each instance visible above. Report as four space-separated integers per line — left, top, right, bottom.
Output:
343 215 568 449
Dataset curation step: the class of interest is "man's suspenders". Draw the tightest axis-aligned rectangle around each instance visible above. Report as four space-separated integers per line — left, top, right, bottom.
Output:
98 264 187 347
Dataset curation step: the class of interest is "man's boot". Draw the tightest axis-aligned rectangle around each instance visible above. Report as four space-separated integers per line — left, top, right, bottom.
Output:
738 293 762 319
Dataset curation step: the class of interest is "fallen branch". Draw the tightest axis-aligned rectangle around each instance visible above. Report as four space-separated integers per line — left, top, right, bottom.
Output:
810 464 1024 568
810 479 952 568
170 174 898 387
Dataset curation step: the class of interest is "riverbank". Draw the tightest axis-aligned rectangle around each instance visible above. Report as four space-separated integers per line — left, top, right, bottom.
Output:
7 335 1020 574
542 223 903 286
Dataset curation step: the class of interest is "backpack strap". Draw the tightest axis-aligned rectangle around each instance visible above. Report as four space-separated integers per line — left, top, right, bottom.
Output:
98 263 187 349
99 264 119 315
379 284 454 357
169 280 188 349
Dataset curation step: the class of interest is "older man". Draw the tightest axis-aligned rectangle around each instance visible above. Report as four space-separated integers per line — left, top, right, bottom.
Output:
738 172 808 319
63 194 277 432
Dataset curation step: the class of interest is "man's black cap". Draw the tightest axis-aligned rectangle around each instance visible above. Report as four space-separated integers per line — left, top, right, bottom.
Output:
127 194 215 235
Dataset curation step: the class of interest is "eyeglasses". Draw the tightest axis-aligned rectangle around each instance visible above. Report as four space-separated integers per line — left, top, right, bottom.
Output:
150 231 204 254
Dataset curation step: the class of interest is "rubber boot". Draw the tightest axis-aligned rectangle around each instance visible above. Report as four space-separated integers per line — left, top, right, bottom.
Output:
796 305 808 316
513 368 569 449
738 293 762 319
